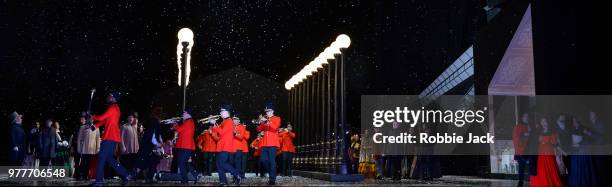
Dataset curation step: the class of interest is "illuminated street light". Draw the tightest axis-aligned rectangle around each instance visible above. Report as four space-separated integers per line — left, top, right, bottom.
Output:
176 28 194 112
285 34 351 89
335 34 351 49
177 28 194 86
284 34 356 177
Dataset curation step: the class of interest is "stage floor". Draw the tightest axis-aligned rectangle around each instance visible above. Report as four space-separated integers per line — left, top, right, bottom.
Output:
0 173 518 186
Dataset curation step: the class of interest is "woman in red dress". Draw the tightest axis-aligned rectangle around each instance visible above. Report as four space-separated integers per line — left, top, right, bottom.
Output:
530 117 564 187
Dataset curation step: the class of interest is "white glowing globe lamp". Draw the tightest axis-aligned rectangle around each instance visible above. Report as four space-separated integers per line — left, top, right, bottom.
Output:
294 74 300 82
290 77 297 87
178 28 194 44
322 47 337 60
289 80 295 89
298 72 306 82
329 42 342 54
309 63 318 72
285 82 291 90
303 65 313 76
314 57 325 67
335 34 351 48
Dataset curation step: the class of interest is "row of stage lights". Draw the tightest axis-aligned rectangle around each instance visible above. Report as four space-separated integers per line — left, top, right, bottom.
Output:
284 34 351 90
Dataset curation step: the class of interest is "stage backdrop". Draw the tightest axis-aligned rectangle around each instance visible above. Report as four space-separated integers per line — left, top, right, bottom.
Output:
153 66 288 128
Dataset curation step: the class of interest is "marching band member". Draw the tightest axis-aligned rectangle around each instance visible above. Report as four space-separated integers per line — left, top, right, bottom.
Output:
214 105 241 186
256 103 281 185
196 131 206 174
198 117 218 176
251 132 265 178
171 109 200 184
90 92 132 186
278 124 296 177
232 114 250 178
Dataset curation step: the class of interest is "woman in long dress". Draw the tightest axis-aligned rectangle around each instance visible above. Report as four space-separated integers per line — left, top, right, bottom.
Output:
568 117 598 187
530 117 563 187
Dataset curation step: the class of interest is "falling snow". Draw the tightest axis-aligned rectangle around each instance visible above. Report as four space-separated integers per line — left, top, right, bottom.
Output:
2 0 485 138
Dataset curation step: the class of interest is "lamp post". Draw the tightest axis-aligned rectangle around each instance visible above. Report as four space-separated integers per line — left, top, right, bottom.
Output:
316 58 324 171
313 60 325 171
177 28 194 112
333 34 351 175
326 57 334 173
320 49 336 172
285 34 359 181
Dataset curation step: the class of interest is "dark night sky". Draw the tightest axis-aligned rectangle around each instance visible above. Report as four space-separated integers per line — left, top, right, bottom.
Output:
1 0 484 127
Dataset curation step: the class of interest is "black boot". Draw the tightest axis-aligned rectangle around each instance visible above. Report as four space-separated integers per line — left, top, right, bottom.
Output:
121 175 132 186
233 175 242 185
193 173 201 184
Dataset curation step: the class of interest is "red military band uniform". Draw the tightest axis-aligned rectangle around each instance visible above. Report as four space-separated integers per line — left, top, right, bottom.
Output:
256 116 281 148
233 124 250 152
196 134 205 151
512 123 528 155
214 118 236 153
251 137 262 157
174 118 196 150
212 126 220 141
93 103 122 143
199 129 218 152
278 131 296 153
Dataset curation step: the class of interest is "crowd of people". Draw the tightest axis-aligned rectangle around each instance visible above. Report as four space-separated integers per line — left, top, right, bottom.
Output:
512 112 605 187
354 127 442 181
9 114 73 173
7 92 296 186
7 92 608 187
351 110 607 187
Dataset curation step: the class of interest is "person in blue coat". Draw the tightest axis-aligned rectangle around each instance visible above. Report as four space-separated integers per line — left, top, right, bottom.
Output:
568 117 598 187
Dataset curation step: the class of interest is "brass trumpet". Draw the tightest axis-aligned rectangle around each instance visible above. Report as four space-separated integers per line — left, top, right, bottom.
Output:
198 115 221 124
251 115 269 124
161 117 182 125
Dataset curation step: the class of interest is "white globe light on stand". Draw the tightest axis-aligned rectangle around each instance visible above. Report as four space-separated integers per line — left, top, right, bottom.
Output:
312 57 321 68
321 47 336 61
176 28 195 86
284 34 357 179
176 27 195 113
286 76 294 89
290 76 298 87
304 64 314 76
310 63 319 72
286 78 295 89
298 71 306 83
335 34 351 49
177 28 194 45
